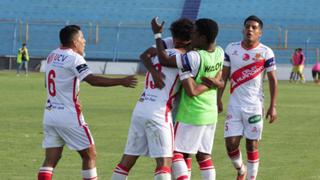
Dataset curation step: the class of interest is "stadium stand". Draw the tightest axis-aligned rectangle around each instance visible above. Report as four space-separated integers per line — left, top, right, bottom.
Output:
0 0 319 65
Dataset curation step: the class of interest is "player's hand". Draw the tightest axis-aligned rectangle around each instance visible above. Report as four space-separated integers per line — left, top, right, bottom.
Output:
217 99 223 113
122 75 138 88
151 17 165 34
266 106 277 123
151 70 166 89
201 77 218 88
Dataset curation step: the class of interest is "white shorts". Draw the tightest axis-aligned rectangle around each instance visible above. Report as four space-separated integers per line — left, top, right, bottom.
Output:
174 122 217 154
42 124 94 151
224 106 263 140
124 114 174 158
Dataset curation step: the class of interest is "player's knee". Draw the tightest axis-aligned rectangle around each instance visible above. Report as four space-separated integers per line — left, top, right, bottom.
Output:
195 152 211 162
156 157 172 168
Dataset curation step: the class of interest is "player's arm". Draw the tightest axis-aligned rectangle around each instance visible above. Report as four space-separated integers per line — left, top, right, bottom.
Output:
151 17 177 68
181 78 209 97
266 70 278 123
201 70 225 89
140 47 165 89
83 74 137 88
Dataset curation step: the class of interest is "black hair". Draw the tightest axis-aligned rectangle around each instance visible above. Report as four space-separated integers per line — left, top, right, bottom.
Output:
59 25 81 47
170 18 194 41
195 18 219 44
244 15 263 29
22 43 26 46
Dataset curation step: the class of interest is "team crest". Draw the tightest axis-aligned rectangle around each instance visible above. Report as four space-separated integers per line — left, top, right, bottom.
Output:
253 53 264 61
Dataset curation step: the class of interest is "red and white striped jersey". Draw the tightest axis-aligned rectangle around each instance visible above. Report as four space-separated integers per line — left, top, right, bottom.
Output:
224 41 276 108
43 48 92 127
133 49 181 122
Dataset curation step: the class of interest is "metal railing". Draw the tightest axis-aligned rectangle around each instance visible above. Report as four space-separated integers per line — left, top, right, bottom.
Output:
1 19 319 64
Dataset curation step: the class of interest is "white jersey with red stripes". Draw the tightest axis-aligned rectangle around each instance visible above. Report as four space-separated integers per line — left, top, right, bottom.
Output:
224 41 276 108
133 48 181 122
43 48 92 127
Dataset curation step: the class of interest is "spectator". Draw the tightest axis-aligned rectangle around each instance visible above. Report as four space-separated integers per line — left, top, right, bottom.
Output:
312 61 320 84
17 43 29 76
290 48 305 83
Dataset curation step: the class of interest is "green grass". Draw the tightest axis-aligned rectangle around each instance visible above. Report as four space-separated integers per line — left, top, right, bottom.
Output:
0 71 319 180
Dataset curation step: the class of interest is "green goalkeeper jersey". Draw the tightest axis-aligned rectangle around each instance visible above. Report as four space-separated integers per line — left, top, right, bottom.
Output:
176 47 224 125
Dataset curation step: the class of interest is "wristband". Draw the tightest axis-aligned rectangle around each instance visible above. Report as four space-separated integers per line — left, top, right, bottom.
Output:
154 33 162 39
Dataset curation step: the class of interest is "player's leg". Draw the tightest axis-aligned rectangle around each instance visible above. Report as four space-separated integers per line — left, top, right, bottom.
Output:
173 122 200 180
38 147 63 180
38 125 65 180
112 114 146 180
243 107 263 180
225 136 246 180
25 61 29 75
184 154 192 179
246 139 259 180
146 119 174 180
154 157 172 180
224 106 246 179
78 145 98 180
112 154 139 180
196 152 215 180
196 123 217 180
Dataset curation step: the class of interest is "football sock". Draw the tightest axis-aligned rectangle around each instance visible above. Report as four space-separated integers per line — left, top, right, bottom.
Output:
38 167 53 180
154 166 171 180
228 148 245 174
185 157 192 179
247 150 259 180
172 153 188 180
198 158 215 180
111 164 129 180
82 167 97 180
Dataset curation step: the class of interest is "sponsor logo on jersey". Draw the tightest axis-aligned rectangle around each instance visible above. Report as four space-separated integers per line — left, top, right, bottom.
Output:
47 53 68 64
242 53 250 61
76 64 89 73
248 115 261 124
230 61 265 93
204 62 222 72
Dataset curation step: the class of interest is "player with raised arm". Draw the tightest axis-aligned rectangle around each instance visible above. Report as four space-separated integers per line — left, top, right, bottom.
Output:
152 18 224 180
111 18 200 180
37 25 137 180
212 15 278 180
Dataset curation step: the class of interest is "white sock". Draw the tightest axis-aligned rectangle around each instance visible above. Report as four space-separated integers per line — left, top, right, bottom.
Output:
247 151 259 180
198 158 215 180
154 166 171 180
111 164 129 180
227 149 244 170
172 153 188 180
82 167 97 180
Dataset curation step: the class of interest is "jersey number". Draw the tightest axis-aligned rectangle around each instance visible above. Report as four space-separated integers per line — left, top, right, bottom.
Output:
48 70 56 96
145 63 162 89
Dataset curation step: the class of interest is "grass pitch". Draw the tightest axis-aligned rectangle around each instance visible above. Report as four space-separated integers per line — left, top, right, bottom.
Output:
0 71 319 180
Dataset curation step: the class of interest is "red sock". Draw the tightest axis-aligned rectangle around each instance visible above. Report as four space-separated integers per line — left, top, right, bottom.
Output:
38 167 53 180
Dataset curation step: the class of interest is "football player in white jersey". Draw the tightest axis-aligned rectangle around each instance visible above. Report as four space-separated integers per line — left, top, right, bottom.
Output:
206 15 278 180
111 18 207 180
37 25 137 180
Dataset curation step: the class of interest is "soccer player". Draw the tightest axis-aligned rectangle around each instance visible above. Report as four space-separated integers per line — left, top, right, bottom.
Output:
37 25 137 180
152 18 224 180
111 18 203 180
214 15 278 180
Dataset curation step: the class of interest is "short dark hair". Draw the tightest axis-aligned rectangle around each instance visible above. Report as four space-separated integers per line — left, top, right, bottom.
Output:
170 18 194 41
244 15 263 29
195 18 219 43
59 25 81 47
22 43 26 46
